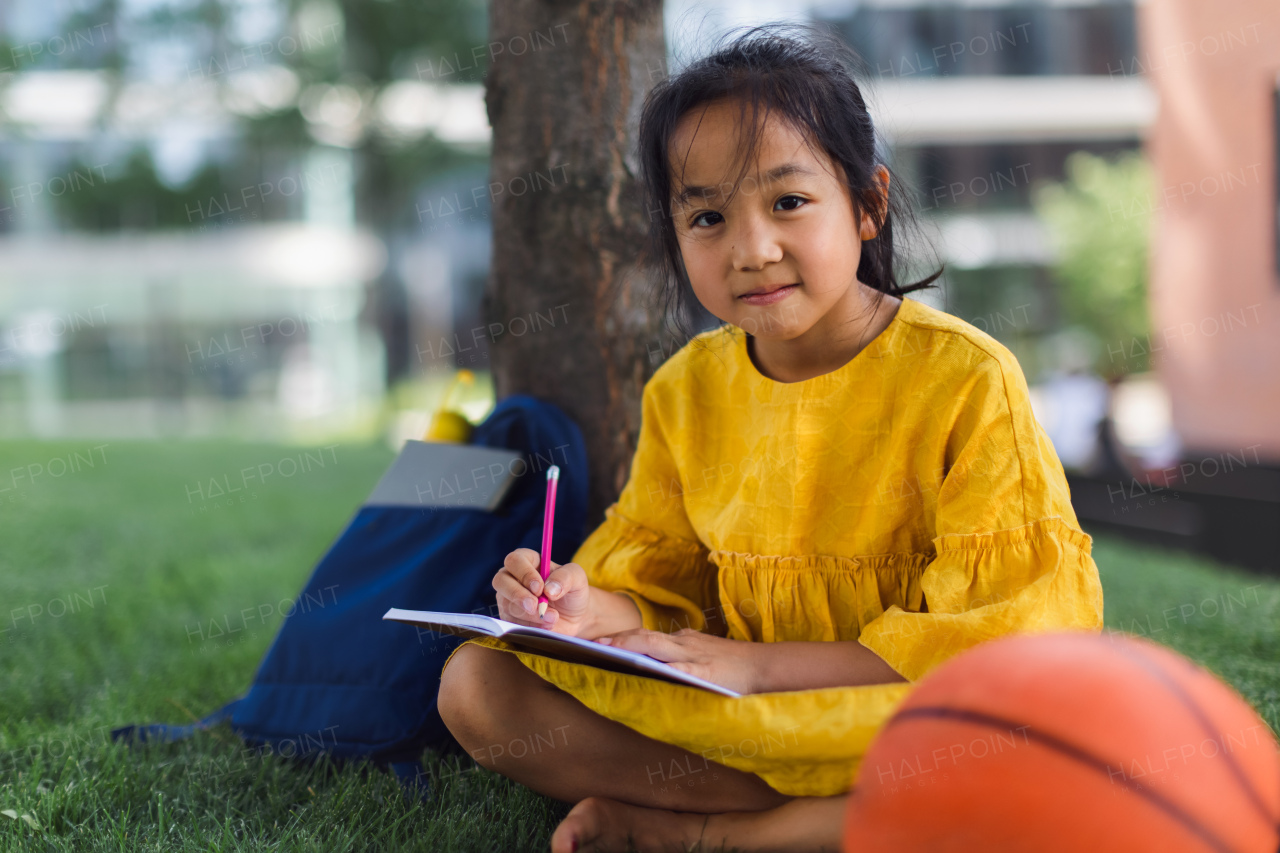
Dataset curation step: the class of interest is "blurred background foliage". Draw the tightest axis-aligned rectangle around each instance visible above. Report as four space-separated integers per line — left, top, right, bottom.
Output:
1034 150 1155 377
20 0 491 236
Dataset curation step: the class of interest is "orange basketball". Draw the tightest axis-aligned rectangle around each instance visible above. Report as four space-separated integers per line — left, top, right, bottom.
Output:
843 632 1280 852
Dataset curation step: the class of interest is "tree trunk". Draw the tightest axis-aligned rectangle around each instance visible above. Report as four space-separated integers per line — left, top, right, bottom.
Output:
484 0 667 531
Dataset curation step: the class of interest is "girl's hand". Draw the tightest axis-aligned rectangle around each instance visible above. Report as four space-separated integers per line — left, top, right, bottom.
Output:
595 628 759 695
492 548 591 636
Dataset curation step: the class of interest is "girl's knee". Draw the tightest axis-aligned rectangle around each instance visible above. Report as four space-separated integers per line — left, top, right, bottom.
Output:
438 643 523 743
438 643 486 737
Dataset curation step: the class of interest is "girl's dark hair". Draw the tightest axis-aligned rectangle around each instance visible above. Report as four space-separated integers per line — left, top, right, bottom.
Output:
637 21 944 346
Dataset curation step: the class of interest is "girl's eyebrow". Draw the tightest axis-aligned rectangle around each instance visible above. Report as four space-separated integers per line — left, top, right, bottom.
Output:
674 162 818 206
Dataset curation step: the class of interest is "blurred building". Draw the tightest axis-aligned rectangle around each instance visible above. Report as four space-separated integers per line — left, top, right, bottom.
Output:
0 224 385 439
0 2 489 440
1141 0 1279 461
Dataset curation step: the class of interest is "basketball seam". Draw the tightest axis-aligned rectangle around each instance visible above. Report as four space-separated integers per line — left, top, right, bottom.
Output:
1110 640 1278 829
884 706 1239 853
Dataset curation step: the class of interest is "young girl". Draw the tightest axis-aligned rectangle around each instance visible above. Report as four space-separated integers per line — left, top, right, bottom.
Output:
439 23 1103 853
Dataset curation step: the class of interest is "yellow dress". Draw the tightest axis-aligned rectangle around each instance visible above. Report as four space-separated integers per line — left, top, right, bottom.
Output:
444 296 1104 798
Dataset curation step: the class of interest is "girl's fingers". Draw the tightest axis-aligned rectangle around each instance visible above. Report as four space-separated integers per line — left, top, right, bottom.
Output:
597 627 651 643
506 593 539 617
493 570 540 606
503 549 561 592
504 547 540 572
500 609 554 629
542 563 585 599
599 629 684 661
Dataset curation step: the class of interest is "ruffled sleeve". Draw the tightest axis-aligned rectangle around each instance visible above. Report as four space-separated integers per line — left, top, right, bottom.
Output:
857 351 1105 682
568 374 724 635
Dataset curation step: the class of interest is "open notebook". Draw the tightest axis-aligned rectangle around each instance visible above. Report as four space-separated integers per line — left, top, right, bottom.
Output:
382 608 741 698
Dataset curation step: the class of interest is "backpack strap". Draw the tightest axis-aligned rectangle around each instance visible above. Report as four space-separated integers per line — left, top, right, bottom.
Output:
388 760 432 802
111 698 242 745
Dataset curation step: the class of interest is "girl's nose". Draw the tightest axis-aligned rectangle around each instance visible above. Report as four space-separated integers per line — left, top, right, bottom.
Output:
731 217 784 271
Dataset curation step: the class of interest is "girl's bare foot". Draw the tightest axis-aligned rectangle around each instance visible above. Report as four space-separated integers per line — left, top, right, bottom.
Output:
551 797 714 853
549 794 850 853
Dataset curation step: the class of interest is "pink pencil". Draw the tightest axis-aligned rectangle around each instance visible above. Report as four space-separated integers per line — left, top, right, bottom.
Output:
536 465 560 618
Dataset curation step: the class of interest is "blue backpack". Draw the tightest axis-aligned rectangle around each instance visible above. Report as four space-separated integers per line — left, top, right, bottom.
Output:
113 394 589 792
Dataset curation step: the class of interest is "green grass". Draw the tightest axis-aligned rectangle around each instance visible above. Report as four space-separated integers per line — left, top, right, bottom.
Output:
0 440 569 852
1 440 1277 851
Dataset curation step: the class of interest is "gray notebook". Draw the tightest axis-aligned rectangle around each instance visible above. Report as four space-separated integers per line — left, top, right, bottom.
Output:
364 440 524 511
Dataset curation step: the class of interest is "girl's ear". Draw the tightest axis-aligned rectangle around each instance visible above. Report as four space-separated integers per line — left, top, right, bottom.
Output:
859 165 891 241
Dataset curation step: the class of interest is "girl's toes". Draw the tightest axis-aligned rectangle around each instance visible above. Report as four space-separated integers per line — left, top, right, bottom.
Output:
551 796 715 853
550 796 612 853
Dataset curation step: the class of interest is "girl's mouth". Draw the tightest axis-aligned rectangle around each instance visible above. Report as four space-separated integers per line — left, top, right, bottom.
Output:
739 284 798 306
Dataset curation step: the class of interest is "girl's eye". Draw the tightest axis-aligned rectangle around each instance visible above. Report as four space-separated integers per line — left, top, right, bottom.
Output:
691 210 723 228
689 195 806 228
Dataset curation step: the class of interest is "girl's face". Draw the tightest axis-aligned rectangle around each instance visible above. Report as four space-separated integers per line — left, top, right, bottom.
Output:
668 98 886 341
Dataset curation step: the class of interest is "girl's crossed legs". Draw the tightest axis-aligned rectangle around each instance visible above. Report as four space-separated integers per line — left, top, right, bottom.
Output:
438 642 849 852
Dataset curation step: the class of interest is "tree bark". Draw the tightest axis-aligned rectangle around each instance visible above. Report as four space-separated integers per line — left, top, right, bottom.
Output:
484 0 667 531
